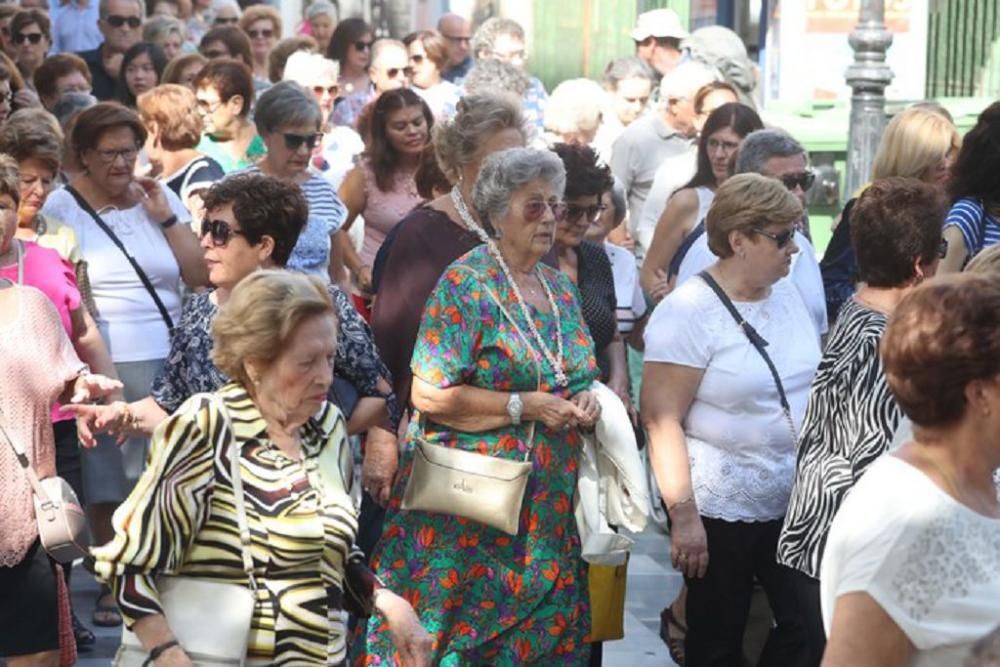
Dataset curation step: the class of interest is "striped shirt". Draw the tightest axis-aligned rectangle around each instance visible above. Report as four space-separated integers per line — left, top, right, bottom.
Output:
944 197 1000 259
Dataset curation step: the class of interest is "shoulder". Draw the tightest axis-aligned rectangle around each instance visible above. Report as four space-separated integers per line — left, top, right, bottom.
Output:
946 197 988 222
665 187 699 214
190 156 225 179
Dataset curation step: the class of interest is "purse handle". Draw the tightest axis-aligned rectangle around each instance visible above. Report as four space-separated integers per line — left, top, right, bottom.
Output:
0 404 59 509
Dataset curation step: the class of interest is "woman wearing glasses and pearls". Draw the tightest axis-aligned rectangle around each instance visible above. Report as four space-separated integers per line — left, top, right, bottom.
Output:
642 173 822 666
355 146 600 664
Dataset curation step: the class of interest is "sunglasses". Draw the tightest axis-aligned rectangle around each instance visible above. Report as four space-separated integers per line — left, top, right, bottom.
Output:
200 219 245 247
409 54 424 65
106 14 142 29
13 33 44 45
247 29 273 39
214 17 239 25
202 48 229 59
311 84 339 97
386 66 414 79
523 200 568 223
354 40 374 51
565 203 607 225
938 237 949 259
780 171 815 192
283 132 323 151
751 227 796 249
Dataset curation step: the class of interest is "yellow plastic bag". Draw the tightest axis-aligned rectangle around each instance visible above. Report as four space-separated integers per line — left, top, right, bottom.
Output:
588 557 628 642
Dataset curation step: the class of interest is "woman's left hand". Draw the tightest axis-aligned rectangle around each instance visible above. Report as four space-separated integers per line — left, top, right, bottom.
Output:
571 390 601 430
132 177 174 225
70 372 123 404
377 590 433 666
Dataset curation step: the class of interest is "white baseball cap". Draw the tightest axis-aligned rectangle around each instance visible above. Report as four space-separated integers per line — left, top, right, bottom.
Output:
631 9 689 42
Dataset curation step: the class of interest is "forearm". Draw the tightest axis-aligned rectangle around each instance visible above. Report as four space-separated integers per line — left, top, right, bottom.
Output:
119 396 170 437
163 224 209 287
607 339 629 387
413 382 513 431
347 397 388 434
328 231 346 285
645 416 695 509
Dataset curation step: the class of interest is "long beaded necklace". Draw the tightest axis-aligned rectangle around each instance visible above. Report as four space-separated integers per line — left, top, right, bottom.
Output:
450 186 569 387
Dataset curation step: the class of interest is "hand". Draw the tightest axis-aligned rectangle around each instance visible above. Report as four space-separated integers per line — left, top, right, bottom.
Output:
356 265 373 293
524 392 588 431
377 590 433 667
363 428 398 507
570 390 601 430
669 502 709 579
648 269 674 303
64 401 129 447
132 177 174 225
69 373 123 405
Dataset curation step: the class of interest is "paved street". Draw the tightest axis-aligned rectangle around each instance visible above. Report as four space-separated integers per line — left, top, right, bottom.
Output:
70 526 679 666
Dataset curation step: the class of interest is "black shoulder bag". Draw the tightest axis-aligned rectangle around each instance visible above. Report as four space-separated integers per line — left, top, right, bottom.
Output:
698 270 798 441
65 185 175 334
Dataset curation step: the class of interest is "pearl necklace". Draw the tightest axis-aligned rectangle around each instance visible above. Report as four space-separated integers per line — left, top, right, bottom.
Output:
450 186 568 387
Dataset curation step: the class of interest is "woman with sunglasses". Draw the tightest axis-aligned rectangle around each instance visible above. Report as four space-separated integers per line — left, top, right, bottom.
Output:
336 88 432 307
238 5 280 83
642 173 822 667
327 18 373 113
403 30 461 121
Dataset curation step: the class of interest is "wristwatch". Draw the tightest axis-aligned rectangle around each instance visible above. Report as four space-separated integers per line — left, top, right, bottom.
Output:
159 214 179 230
506 392 523 425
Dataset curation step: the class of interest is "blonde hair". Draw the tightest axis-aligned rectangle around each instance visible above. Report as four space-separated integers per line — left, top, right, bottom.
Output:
212 270 335 387
433 92 526 183
238 5 281 36
137 84 203 151
871 107 960 181
544 78 605 136
706 172 803 258
965 245 1000 277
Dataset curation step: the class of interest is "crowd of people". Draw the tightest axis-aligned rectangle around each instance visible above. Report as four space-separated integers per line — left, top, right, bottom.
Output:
0 2 997 667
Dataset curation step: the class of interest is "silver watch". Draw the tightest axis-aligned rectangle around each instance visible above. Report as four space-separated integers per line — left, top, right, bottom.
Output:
506 392 524 425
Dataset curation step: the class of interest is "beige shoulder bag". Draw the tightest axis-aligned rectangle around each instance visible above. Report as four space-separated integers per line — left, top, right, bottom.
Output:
401 267 545 536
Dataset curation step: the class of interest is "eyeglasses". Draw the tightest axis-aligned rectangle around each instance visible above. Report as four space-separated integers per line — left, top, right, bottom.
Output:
750 227 796 249
707 137 740 154
92 147 139 164
409 54 424 65
105 15 142 29
200 219 245 247
385 66 413 80
247 29 273 39
202 48 229 59
938 237 949 259
780 171 815 192
13 33 44 45
196 98 223 113
213 17 239 25
565 203 607 225
442 34 471 44
354 40 374 51
311 84 339 97
523 200 568 222
283 132 323 151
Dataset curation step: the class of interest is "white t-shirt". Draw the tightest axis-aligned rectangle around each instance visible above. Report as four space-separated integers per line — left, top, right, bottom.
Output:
643 276 822 521
603 241 647 336
635 149 697 263
42 184 191 363
676 229 829 336
821 455 1000 667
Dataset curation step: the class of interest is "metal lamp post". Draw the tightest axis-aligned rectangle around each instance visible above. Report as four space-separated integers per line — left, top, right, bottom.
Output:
845 0 894 197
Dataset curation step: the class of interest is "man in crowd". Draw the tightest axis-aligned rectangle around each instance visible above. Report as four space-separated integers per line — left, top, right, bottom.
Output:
470 16 547 131
11 9 52 91
632 8 688 78
50 0 104 54
76 0 143 100
438 13 472 84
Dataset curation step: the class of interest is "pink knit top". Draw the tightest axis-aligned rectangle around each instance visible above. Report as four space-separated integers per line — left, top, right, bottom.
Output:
359 160 423 268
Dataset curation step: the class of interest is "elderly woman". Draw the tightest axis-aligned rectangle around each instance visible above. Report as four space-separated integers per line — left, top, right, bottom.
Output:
305 1 337 54
143 15 187 61
545 78 607 156
138 84 224 219
403 30 461 120
642 173 822 665
821 273 1000 667
356 147 600 664
33 53 93 111
116 42 167 109
91 269 431 666
193 59 264 173
239 5 280 82
776 177 948 664
244 80 347 279
161 52 207 89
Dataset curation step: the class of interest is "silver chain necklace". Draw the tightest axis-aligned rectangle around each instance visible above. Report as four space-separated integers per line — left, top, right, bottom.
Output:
450 186 568 387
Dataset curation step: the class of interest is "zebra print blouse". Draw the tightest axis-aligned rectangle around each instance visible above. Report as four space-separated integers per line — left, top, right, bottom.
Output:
92 383 363 665
777 299 903 580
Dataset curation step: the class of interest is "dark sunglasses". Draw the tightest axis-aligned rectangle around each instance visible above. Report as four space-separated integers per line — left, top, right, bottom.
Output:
200 219 245 247
283 132 323 151
523 200 568 223
780 171 815 192
214 17 239 25
386 66 414 79
409 54 424 65
247 29 273 39
938 237 949 259
13 33 44 45
106 14 142 29
751 227 796 249
565 203 607 225
354 40 374 51
202 48 229 59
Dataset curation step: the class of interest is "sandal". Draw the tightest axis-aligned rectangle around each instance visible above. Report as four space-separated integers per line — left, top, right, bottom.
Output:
659 605 687 666
93 584 122 627
72 611 96 649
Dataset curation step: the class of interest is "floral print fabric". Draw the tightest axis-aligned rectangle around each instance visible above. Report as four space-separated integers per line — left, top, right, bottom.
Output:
354 245 599 665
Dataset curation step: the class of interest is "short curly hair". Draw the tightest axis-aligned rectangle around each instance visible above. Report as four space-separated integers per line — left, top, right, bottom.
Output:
0 108 64 173
850 177 947 288
202 173 309 267
881 273 1000 427
552 143 613 200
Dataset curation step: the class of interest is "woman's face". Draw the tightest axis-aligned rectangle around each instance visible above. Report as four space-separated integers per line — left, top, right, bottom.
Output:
305 76 339 120
125 52 158 98
246 18 276 61
201 39 232 60
264 122 320 178
495 178 563 260
199 202 270 289
178 62 203 89
309 15 333 51
196 83 238 135
739 220 799 286
585 190 618 243
254 312 337 424
385 104 428 157
17 158 55 226
407 40 437 89
0 193 16 255
82 126 139 196
556 193 602 249
695 88 739 133
611 76 652 126
162 32 184 60
922 145 958 189
346 32 373 71
706 126 741 184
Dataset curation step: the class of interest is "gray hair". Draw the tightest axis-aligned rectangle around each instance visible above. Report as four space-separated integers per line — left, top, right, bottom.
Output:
545 78 604 135
659 60 719 103
283 51 338 85
433 91 526 182
254 81 322 135
100 0 144 19
53 92 97 129
305 1 337 22
608 177 627 225
471 17 524 60
143 15 186 44
735 128 807 175
602 56 655 90
208 0 241 23
472 147 567 234
371 38 406 68
463 59 529 97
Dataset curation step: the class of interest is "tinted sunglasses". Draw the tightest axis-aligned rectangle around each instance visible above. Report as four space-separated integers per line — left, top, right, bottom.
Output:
565 203 607 225
106 14 142 29
214 17 239 25
780 171 815 192
523 200 568 222
200 219 245 247
751 227 795 249
386 66 414 79
354 40 374 51
283 132 323 151
247 29 273 39
13 33 44 45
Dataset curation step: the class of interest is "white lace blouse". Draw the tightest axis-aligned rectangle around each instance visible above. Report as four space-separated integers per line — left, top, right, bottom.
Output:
644 276 822 521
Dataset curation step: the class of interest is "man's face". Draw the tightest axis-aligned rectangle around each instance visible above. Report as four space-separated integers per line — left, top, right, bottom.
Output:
651 40 682 76
13 21 50 71
665 94 699 139
99 0 142 54
488 34 526 69
439 15 471 67
761 153 811 208
370 45 410 94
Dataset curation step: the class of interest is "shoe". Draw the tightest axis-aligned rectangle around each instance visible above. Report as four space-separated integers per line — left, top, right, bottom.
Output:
93 584 122 627
72 611 96 649
659 605 686 666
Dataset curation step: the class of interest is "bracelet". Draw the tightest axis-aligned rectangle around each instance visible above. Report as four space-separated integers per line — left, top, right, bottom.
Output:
158 214 178 230
666 495 694 513
144 639 180 666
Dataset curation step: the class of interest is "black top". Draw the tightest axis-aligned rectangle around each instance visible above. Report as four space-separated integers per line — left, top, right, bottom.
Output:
165 156 225 203
575 240 617 379
76 45 118 101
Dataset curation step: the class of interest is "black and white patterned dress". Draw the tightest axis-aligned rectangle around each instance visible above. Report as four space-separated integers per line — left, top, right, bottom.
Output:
777 298 903 579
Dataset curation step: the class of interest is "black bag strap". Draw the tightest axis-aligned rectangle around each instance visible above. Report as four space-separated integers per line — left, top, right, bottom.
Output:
65 185 175 332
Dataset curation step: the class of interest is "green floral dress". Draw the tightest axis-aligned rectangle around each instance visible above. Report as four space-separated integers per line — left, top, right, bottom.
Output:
353 245 599 665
